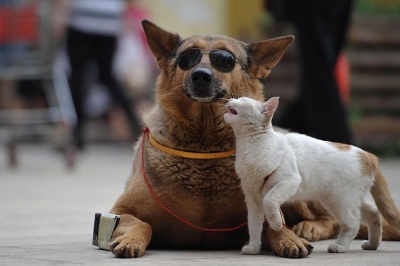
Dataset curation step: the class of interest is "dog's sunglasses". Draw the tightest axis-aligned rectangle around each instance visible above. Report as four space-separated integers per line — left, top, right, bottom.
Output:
177 48 243 73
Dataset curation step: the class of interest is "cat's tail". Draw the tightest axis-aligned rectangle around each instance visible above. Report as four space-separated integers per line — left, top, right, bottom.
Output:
371 169 400 232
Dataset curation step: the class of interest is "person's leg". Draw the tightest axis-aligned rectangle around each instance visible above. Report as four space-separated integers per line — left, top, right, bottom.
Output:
332 0 354 58
291 0 352 143
66 28 92 149
93 34 142 139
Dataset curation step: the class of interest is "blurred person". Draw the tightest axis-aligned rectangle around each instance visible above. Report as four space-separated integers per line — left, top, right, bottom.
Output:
267 0 353 144
54 0 142 150
114 0 155 103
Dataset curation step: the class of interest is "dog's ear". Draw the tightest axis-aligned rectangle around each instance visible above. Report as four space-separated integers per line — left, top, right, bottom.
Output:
247 36 294 79
142 20 181 68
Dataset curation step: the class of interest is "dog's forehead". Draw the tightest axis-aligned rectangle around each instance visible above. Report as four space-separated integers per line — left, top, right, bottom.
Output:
178 35 246 56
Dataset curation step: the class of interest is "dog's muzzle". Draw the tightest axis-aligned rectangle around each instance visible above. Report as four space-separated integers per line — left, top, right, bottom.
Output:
185 67 226 102
192 67 213 88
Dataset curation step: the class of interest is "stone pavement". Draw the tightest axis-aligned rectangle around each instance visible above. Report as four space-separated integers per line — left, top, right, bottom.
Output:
1 144 400 265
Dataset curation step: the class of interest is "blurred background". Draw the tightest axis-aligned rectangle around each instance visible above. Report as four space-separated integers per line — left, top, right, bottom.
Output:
0 0 399 170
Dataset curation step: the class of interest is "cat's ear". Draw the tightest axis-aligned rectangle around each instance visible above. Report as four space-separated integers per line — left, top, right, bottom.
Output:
263 97 279 116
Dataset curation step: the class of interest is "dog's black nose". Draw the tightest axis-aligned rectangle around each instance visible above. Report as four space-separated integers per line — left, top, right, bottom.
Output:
191 67 213 86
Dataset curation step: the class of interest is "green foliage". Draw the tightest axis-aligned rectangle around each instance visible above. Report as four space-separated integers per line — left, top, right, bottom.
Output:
355 0 400 17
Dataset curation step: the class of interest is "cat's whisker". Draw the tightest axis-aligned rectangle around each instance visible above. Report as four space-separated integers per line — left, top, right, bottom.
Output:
212 99 231 119
228 92 239 99
211 109 229 120
215 97 230 104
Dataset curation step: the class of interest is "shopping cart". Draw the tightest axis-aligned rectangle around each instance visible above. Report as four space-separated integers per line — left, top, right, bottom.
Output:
0 0 77 168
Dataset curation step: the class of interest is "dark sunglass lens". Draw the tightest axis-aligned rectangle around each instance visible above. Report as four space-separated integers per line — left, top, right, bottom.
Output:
178 49 202 70
210 50 236 72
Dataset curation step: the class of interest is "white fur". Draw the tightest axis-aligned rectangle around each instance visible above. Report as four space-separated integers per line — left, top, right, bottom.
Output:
224 97 382 255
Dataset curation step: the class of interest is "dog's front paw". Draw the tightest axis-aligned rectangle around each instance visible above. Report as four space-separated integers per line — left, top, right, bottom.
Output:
292 221 322 241
109 215 152 258
109 235 147 258
267 226 313 258
241 244 261 255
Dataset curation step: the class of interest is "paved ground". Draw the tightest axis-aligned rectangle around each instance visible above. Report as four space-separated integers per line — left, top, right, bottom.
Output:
1 144 400 265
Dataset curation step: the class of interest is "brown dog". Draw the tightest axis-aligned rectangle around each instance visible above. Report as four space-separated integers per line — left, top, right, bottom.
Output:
107 20 400 259
108 20 311 258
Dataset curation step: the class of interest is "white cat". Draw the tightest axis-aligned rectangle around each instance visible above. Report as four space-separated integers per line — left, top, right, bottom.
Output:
224 96 400 254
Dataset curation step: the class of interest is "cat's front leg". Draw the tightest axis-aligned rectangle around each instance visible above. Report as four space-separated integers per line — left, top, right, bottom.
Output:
263 170 301 231
242 195 265 255
263 200 283 231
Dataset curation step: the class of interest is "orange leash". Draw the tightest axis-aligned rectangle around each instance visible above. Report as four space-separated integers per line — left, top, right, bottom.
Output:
146 128 235 159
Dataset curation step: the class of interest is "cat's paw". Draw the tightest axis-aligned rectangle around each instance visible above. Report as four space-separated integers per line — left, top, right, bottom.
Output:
361 240 379 250
328 243 347 253
266 214 282 231
269 219 283 231
241 244 261 255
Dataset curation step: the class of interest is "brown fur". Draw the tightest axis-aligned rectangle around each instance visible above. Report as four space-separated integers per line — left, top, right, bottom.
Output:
328 141 352 151
107 20 399 259
358 150 378 176
371 170 400 231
